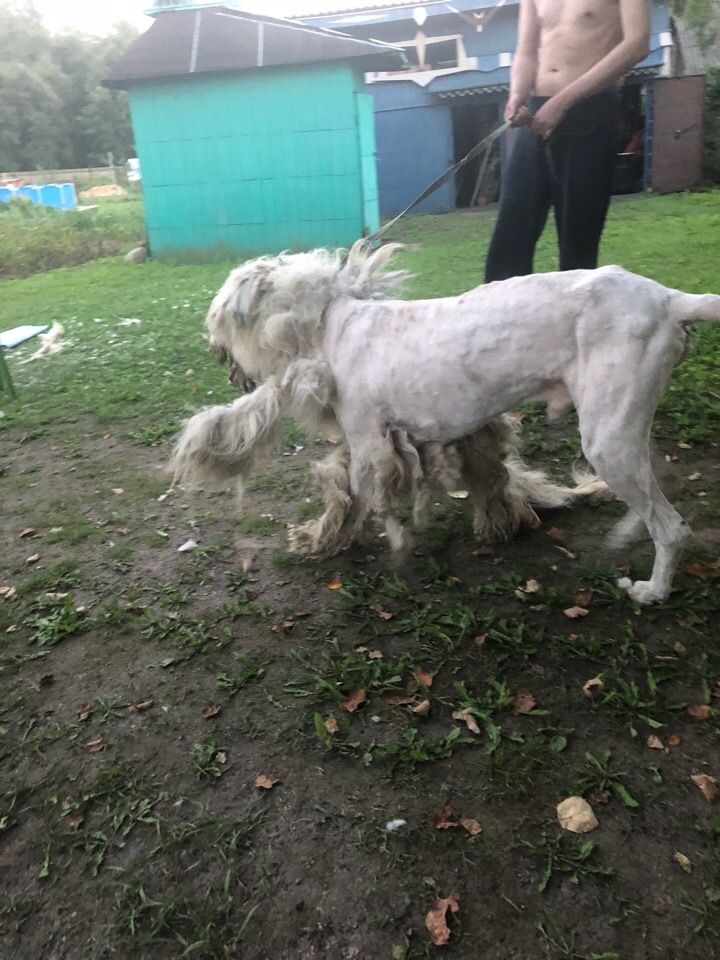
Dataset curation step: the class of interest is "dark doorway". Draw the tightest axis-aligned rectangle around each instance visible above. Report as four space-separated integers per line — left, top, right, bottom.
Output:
614 83 646 194
452 101 501 208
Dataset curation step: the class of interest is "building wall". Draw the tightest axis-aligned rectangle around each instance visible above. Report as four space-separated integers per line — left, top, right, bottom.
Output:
128 62 379 255
307 1 676 215
372 81 454 215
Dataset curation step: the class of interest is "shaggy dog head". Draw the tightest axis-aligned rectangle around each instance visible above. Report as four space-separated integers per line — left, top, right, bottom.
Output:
204 241 407 388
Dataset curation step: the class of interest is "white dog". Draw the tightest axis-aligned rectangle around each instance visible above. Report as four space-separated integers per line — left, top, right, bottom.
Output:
171 243 720 603
171 244 605 554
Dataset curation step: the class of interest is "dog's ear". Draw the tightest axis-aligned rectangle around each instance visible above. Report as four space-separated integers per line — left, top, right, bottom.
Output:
231 273 268 322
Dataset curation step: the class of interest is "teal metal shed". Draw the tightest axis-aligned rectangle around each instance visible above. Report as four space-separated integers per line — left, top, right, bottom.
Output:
105 5 403 255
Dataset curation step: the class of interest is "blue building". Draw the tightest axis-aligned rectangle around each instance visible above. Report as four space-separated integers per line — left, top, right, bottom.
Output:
296 1 702 216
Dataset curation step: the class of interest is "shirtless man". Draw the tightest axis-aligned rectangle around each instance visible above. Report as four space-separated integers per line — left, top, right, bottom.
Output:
484 0 650 282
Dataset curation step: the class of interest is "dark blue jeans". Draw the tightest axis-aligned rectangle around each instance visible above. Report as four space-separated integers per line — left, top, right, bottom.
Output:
484 91 621 282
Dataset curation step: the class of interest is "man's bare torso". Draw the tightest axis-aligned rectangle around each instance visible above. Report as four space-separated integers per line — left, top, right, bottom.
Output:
534 0 624 95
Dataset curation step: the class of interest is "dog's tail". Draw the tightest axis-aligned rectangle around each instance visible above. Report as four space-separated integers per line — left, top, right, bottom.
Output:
506 459 611 509
170 378 281 493
669 290 720 325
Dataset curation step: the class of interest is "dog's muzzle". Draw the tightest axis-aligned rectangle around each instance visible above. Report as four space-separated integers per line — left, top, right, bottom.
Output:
228 361 257 394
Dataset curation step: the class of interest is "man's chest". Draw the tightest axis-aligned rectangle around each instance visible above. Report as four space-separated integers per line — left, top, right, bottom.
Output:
534 0 620 32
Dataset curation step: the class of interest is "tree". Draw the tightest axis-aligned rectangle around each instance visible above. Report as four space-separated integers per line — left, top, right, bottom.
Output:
670 0 719 51
0 0 137 171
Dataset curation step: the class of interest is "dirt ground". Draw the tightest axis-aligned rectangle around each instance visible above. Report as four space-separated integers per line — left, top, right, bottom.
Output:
0 415 719 960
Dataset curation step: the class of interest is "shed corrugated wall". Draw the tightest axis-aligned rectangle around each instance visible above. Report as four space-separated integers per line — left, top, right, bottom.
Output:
128 62 379 254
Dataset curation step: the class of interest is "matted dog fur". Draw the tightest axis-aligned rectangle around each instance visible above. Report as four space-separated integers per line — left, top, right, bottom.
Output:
171 242 720 603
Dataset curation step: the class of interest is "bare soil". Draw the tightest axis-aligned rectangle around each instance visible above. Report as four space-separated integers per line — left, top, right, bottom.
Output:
0 420 718 960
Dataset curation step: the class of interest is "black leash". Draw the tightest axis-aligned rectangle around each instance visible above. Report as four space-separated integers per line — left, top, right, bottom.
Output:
362 120 510 247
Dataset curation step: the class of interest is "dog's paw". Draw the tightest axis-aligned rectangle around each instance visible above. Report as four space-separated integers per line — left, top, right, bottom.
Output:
287 521 322 557
624 579 667 605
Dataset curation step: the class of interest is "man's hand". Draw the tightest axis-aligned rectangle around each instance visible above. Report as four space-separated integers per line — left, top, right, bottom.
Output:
504 97 533 127
531 95 568 139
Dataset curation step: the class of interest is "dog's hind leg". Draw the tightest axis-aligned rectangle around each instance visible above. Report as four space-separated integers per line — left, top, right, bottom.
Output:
457 421 540 543
577 381 691 605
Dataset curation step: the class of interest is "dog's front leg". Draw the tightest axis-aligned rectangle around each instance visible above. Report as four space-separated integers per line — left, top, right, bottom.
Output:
287 445 355 558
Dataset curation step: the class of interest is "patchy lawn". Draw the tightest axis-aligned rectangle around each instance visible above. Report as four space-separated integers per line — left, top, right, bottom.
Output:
1 192 719 960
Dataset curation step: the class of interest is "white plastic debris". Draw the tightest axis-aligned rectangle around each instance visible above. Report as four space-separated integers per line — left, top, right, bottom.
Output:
178 539 198 553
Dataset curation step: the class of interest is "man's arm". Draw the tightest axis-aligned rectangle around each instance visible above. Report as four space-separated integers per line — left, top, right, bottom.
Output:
505 0 540 123
533 0 650 137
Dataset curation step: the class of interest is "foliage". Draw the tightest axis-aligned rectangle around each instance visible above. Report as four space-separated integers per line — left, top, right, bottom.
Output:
671 0 719 50
0 196 144 279
0 1 137 170
705 65 720 184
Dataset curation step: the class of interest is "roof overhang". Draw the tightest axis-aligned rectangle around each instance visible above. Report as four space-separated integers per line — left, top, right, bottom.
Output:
105 6 405 88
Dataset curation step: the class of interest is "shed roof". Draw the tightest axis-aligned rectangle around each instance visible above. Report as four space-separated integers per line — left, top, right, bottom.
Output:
105 6 404 88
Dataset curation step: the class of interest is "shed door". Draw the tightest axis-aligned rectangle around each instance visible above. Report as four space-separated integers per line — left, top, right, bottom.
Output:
650 75 705 194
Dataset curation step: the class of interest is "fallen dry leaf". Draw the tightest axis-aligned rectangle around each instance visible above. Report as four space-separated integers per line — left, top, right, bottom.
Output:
690 773 718 802
452 707 480 734
459 817 482 836
369 603 393 620
217 752 228 765
555 545 578 560
412 699 431 717
513 690 537 714
583 677 605 698
547 526 567 541
413 668 433 689
0 586 17 602
238 555 255 574
324 716 339 735
127 699 154 713
202 705 221 719
67 813 85 831
647 735 665 751
667 734 681 746
557 796 599 833
25 554 40 565
674 852 693 873
382 693 417 706
433 805 457 829
425 895 460 946
571 588 593 608
77 702 93 722
564 605 590 619
85 738 107 754
686 472 702 481
328 572 343 590
19 528 37 538
111 487 124 495
687 703 711 720
674 640 688 657
255 775 279 790
339 689 366 713
683 563 716 580
472 545 495 557
177 539 198 553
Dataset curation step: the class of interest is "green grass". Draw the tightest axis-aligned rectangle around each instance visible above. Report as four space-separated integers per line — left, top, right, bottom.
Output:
1 191 719 960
